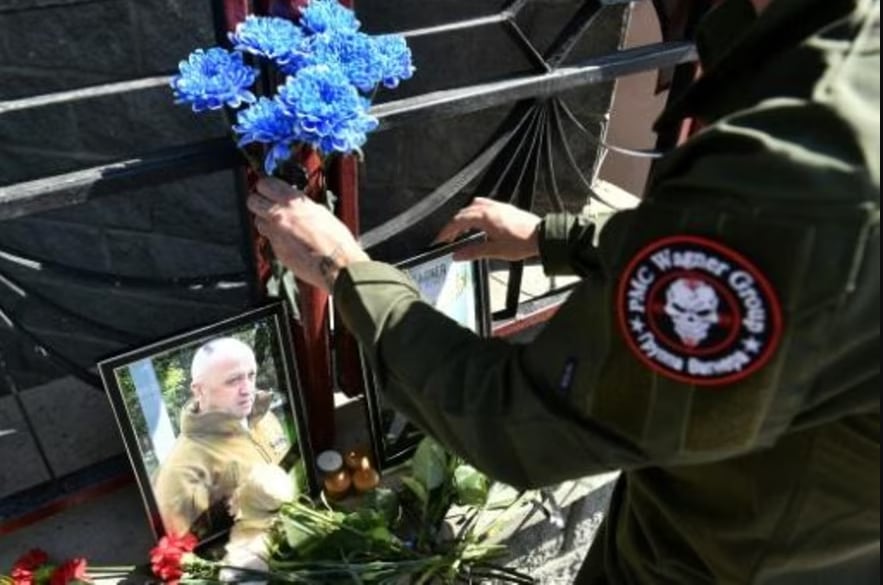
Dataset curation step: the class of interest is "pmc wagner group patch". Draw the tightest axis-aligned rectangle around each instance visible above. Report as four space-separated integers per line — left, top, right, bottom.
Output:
617 236 783 386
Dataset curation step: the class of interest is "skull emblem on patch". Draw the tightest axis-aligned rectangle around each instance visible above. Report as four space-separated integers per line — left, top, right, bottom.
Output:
617 236 783 386
664 278 720 347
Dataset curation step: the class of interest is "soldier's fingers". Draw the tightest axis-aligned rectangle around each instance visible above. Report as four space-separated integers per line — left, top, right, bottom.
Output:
434 209 486 244
450 242 488 261
254 216 272 236
452 239 509 261
246 194 277 218
257 176 305 203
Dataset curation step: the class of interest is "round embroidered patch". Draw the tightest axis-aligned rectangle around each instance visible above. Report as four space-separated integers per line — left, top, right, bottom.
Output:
617 235 783 386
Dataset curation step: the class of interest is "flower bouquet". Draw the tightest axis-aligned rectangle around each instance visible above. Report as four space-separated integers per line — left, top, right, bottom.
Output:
170 0 414 303
172 0 413 176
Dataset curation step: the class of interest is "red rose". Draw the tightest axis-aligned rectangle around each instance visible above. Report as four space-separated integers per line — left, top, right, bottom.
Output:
10 549 50 585
10 566 35 585
49 558 89 585
149 534 198 585
12 550 49 571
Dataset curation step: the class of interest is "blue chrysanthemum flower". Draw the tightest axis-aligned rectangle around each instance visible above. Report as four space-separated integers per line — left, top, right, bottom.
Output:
300 0 360 35
277 65 379 154
233 97 300 174
304 31 384 92
374 34 416 89
229 15 309 70
171 48 257 112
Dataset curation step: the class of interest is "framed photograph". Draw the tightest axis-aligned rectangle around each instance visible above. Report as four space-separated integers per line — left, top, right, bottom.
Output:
363 235 491 470
98 301 318 545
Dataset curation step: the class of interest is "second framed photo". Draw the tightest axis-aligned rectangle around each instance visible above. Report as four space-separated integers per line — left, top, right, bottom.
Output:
98 301 318 546
363 235 491 470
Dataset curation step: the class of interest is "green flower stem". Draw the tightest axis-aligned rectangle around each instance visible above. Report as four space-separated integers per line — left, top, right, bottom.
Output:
279 502 415 556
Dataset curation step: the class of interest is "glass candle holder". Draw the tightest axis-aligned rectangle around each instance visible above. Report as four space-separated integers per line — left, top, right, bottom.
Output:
352 456 380 494
344 446 372 471
317 450 351 500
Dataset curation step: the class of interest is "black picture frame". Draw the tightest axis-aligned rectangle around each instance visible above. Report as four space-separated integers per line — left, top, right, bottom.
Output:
363 235 491 470
98 301 318 546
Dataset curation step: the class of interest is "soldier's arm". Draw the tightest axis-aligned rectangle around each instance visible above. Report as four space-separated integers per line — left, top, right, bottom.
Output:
535 213 604 277
335 96 878 489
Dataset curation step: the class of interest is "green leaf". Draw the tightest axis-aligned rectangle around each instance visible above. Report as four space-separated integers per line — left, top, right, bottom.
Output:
363 487 400 525
342 508 386 532
290 459 308 495
411 438 448 490
453 464 490 507
367 524 397 544
401 476 429 507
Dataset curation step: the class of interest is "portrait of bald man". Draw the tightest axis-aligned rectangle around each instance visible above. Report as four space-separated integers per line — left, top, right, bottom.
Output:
152 336 291 539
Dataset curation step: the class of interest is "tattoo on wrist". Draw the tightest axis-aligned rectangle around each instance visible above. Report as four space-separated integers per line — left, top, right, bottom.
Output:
318 244 344 290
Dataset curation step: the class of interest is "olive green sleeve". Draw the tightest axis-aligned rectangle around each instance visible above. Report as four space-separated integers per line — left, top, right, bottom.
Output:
335 94 878 488
537 213 602 276
333 258 646 488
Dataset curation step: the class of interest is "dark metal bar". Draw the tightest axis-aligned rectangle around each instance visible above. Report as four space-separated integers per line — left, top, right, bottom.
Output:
0 138 238 221
403 13 508 39
492 282 577 337
503 0 532 18
0 76 171 116
0 0 105 13
0 245 246 288
543 0 604 68
504 19 552 73
0 44 695 223
373 42 696 131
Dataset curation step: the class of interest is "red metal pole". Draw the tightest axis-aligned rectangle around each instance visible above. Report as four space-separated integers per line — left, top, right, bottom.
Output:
222 0 250 33
330 154 364 398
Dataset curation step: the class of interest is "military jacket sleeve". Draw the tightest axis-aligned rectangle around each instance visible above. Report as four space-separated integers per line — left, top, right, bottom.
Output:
153 450 212 536
334 5 879 488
